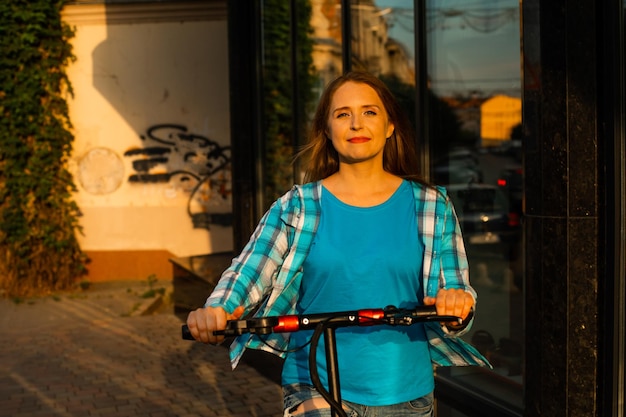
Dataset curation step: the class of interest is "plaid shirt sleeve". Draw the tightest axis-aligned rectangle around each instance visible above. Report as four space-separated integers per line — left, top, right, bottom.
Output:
438 189 476 301
204 184 321 369
415 183 491 368
205 190 294 315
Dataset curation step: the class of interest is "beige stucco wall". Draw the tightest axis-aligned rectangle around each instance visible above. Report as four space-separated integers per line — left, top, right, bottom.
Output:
62 2 231 280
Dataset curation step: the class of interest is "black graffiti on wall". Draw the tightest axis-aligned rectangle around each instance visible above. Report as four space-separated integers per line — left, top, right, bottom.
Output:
124 124 232 229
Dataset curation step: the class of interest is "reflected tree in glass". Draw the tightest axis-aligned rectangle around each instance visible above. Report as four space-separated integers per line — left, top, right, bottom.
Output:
261 0 317 209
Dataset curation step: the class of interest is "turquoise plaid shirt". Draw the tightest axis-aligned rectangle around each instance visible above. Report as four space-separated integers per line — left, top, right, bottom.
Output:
206 181 491 369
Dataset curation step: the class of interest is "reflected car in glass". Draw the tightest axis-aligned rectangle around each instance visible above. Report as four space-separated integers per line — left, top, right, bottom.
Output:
434 164 483 185
433 147 484 185
446 183 521 256
496 165 523 217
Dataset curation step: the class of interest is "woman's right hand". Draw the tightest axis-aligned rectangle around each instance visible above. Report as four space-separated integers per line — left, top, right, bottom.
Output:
186 305 245 345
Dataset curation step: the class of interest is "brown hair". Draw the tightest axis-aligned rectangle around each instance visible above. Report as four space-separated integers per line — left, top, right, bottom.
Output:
298 71 426 184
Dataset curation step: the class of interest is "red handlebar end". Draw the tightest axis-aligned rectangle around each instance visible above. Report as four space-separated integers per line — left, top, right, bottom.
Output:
357 309 386 325
273 315 300 333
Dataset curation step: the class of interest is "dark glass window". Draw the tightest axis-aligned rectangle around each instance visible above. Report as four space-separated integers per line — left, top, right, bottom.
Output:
423 1 523 414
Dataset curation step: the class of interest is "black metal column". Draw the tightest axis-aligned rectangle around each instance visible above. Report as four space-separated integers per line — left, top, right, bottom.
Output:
521 1 615 415
227 0 262 252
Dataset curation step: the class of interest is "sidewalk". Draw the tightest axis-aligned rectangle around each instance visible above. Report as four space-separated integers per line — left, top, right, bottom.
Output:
0 280 283 417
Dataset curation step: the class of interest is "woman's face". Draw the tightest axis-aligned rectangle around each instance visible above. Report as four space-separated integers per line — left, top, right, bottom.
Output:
326 81 395 166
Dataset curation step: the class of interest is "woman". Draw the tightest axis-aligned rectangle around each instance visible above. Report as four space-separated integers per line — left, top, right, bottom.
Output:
187 71 490 417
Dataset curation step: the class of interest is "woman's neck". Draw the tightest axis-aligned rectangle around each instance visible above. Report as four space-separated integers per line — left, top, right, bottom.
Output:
322 169 403 207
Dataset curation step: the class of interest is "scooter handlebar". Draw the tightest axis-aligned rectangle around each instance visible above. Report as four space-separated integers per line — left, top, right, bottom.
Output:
181 305 465 341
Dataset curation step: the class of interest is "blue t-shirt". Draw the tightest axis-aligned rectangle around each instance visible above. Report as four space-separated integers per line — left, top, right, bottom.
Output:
281 180 434 406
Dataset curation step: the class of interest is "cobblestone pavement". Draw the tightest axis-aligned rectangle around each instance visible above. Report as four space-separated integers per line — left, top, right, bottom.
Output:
0 281 283 417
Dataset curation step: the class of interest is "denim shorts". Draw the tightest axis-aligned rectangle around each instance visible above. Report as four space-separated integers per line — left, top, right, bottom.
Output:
283 384 434 417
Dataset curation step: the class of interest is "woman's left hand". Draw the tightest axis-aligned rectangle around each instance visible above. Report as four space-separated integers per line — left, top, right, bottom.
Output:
424 288 474 322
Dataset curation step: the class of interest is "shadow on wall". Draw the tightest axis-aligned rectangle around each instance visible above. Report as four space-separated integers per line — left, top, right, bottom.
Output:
88 1 231 232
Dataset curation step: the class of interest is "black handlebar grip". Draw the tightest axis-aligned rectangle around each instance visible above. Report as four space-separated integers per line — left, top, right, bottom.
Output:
181 324 227 340
181 324 195 340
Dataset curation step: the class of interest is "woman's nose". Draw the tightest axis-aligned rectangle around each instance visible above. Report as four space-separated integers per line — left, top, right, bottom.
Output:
350 115 362 130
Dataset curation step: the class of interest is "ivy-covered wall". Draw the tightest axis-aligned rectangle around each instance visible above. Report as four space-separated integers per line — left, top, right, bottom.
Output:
0 0 87 296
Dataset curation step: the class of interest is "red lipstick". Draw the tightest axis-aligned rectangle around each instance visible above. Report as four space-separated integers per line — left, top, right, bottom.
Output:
348 136 370 143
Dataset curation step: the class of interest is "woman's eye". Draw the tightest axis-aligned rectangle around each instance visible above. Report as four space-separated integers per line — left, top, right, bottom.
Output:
364 110 377 116
336 112 350 118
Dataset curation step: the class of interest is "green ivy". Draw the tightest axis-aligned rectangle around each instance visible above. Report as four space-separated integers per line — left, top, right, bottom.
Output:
0 0 87 296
